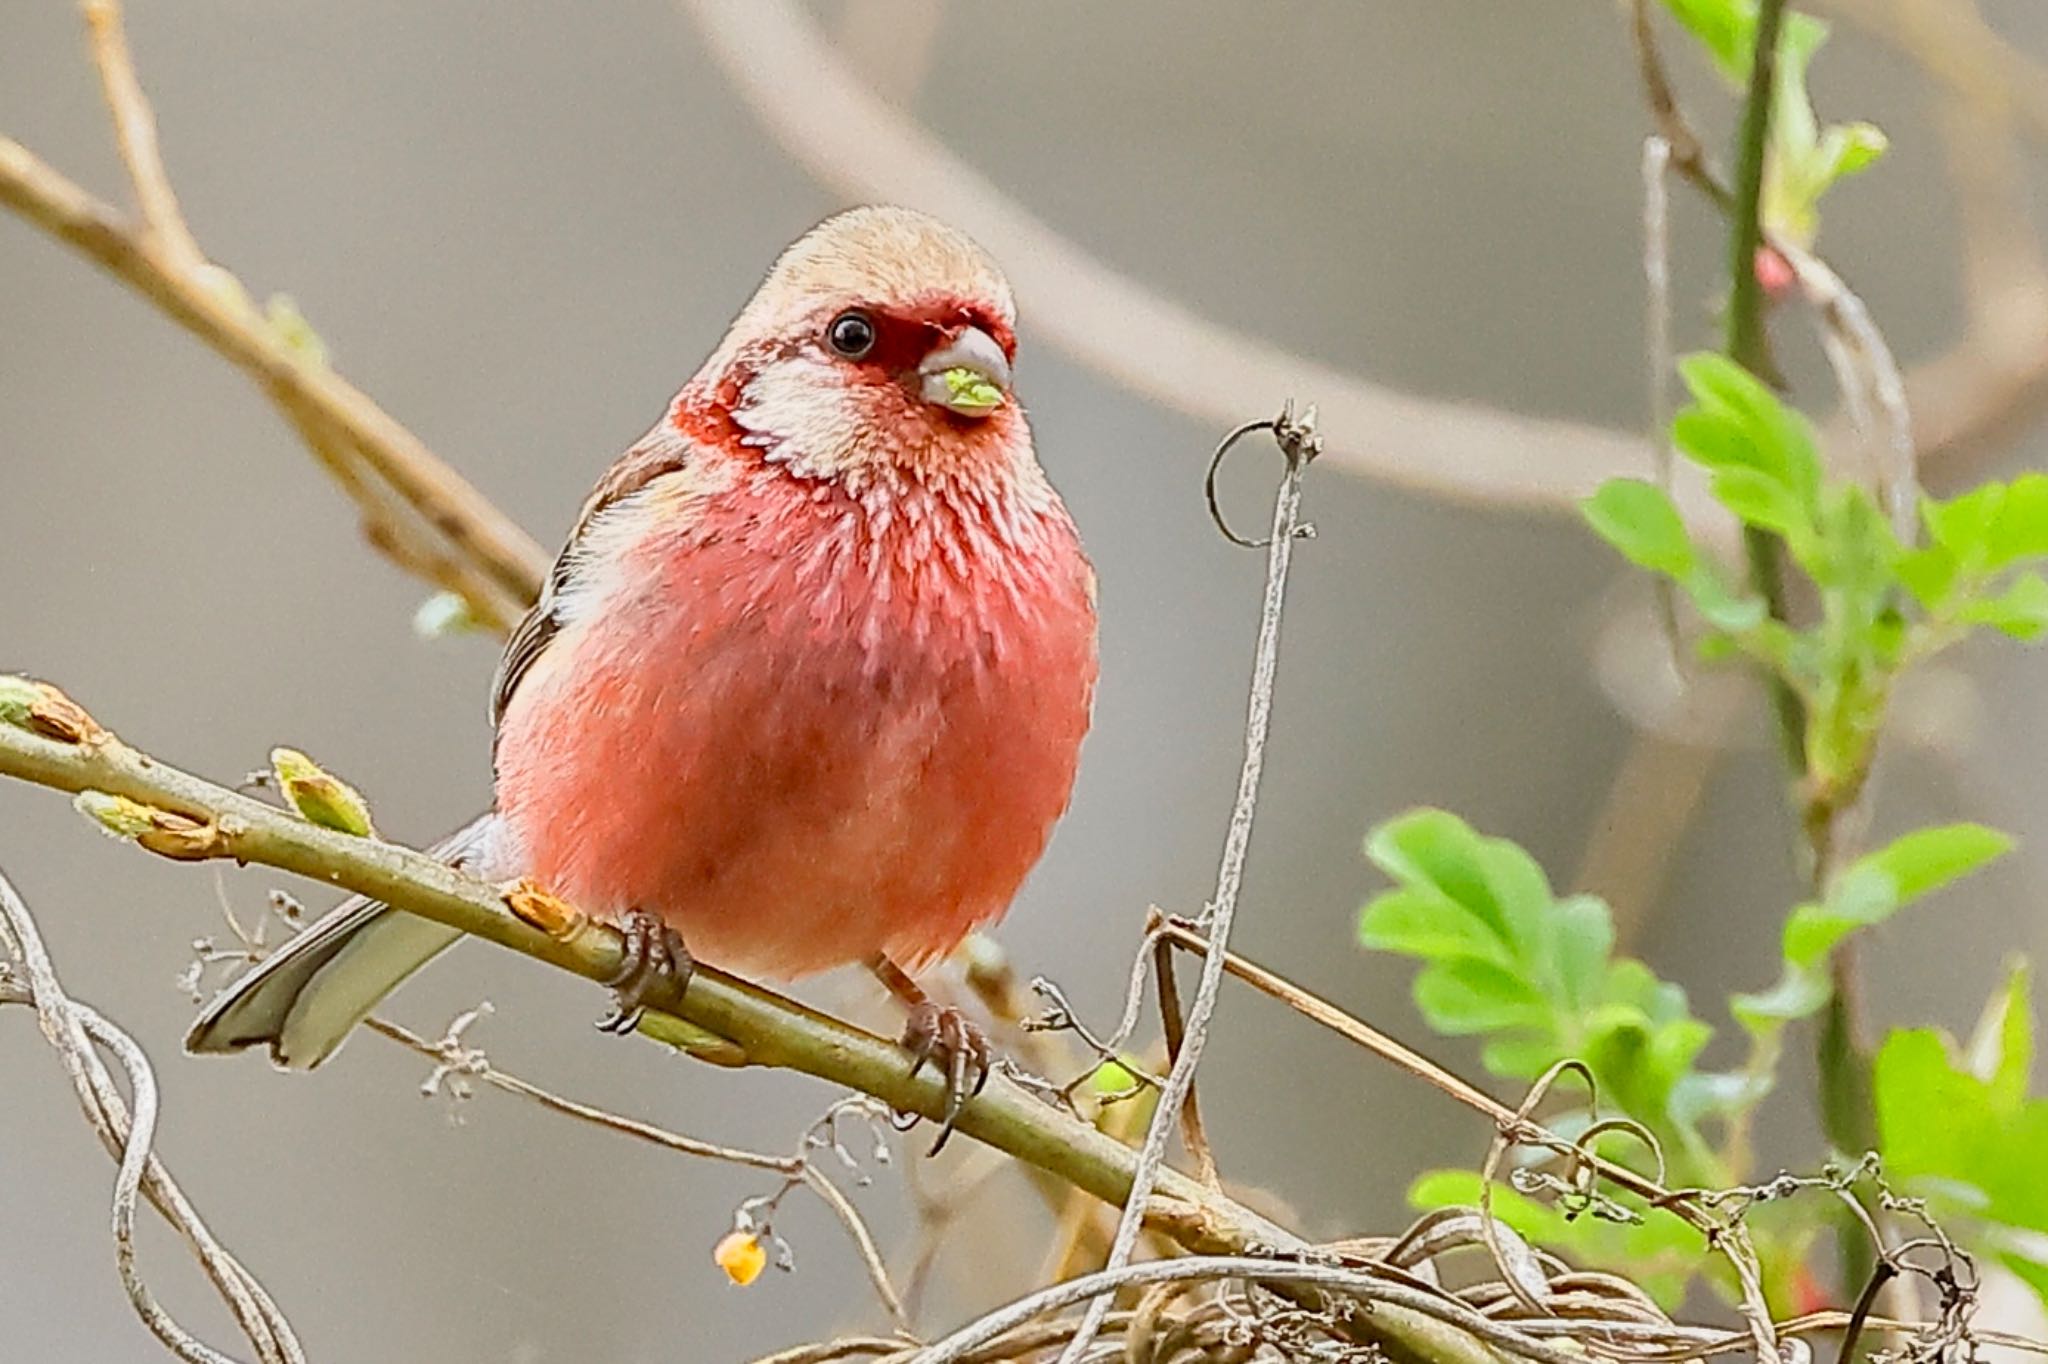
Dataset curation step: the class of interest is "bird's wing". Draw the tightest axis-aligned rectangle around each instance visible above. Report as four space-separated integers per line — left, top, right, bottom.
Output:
490 422 698 729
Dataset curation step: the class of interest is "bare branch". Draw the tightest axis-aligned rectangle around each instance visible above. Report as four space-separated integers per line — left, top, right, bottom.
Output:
682 0 2048 522
0 135 545 630
364 1012 797 1172
680 0 1659 514
79 0 205 270
1057 407 1320 1362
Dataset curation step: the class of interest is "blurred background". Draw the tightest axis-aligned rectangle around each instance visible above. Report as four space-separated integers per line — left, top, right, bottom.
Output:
5 2 2048 1359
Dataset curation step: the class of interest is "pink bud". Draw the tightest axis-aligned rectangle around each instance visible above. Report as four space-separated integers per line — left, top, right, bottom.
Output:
1754 245 1796 300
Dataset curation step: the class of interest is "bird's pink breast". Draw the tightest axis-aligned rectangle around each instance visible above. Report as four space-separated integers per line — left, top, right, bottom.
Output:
491 464 1097 979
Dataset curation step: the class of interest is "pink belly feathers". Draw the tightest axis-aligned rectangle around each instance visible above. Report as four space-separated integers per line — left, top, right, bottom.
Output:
490 465 1097 979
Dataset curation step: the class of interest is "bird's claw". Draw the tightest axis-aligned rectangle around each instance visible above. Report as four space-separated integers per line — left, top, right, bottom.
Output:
596 908 693 1035
900 1002 992 1156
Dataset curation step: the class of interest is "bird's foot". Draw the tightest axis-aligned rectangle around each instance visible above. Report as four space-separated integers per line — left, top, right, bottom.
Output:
596 908 693 1035
900 1002 992 1156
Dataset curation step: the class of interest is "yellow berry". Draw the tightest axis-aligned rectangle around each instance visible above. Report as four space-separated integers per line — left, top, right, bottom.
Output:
714 1230 766 1286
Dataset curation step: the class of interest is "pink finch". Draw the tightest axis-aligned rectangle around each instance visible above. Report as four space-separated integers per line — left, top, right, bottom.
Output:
189 207 1099 1130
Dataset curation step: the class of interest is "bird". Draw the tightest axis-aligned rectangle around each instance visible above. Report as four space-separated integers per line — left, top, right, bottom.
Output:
187 206 1100 1142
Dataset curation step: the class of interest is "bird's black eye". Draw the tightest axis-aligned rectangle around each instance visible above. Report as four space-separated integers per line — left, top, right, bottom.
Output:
826 309 876 359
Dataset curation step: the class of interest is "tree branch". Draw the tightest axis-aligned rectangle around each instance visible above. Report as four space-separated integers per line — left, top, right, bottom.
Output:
678 0 2048 522
0 679 1534 1364
0 133 545 630
80 0 205 271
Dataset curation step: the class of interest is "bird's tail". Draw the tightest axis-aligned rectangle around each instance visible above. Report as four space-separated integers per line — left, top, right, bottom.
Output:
185 813 503 1070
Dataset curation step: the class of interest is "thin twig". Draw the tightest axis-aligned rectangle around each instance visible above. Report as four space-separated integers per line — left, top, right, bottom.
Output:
372 1006 914 1325
362 1014 797 1172
1153 915 1686 1211
1632 0 1732 208
1719 0 1811 789
1780 242 1919 543
1150 933 1218 1190
1054 406 1320 1363
802 1165 915 1335
80 0 205 270
0 135 545 629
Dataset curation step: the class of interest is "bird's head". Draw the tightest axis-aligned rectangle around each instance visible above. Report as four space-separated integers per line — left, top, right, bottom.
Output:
686 206 1029 486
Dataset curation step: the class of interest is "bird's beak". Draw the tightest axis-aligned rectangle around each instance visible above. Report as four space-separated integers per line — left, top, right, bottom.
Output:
917 326 1011 417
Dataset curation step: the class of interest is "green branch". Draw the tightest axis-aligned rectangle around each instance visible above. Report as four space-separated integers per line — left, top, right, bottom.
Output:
0 679 1508 1364
1724 0 1789 378
1718 0 1877 1300
1723 0 1808 777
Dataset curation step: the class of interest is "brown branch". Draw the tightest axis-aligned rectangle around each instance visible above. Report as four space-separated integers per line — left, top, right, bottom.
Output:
0 136 545 630
1149 917 1678 1209
1632 0 1732 209
1151 933 1219 1190
80 0 205 271
683 0 2048 535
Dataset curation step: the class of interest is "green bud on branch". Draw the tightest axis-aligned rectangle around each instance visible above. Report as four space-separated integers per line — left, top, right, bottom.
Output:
269 747 376 837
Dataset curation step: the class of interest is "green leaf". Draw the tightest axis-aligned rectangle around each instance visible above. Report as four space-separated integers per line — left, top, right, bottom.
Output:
1658 0 1749 81
1964 960 2034 1112
1413 958 1551 1036
1365 809 1548 947
1876 968 2048 1248
1583 480 1696 578
1551 896 1614 1013
1359 888 1514 968
1585 1008 1712 1120
1676 353 1823 507
1925 484 2006 564
1731 968 1832 1031
1895 544 1960 612
1803 483 1899 594
1711 467 1811 540
1735 827 2008 1041
1361 810 1717 1177
1848 823 2012 905
1815 122 1886 182
1671 1069 1767 1128
1875 961 2048 1313
1781 825 2010 970
1958 573 2048 641
1480 1032 1565 1079
1986 475 2048 567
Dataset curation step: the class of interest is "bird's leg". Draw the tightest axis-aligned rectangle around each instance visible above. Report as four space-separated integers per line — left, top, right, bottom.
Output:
597 908 693 1035
870 954 991 1155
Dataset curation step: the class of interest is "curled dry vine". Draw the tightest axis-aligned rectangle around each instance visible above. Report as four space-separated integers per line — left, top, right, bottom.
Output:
0 870 305 1364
